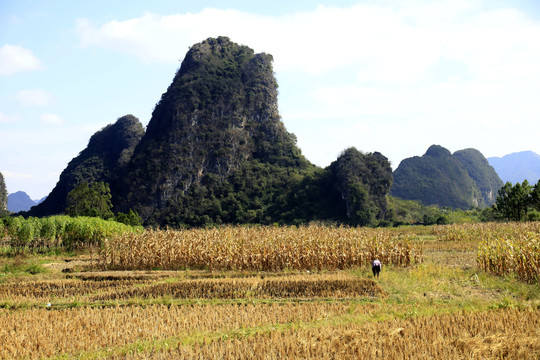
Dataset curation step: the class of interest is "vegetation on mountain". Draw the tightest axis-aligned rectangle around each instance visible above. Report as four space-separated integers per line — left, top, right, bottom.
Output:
453 148 503 206
273 148 393 226
329 148 393 224
28 115 144 217
115 37 312 225
21 38 528 227
6 38 392 227
66 182 114 219
0 171 7 214
111 37 393 227
391 145 501 210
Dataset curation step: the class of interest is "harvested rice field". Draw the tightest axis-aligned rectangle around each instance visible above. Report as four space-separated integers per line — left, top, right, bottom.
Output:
1 223 539 359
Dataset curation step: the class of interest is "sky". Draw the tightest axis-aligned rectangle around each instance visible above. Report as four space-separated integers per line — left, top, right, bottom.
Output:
1 0 540 200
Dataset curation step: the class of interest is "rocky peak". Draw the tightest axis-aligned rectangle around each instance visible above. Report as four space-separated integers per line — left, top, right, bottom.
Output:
425 144 452 158
118 37 308 218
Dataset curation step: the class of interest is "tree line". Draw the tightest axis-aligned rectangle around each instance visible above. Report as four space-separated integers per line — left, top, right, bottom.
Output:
492 179 540 221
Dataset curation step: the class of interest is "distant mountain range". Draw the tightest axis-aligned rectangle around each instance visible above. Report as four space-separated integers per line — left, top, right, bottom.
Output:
7 191 46 213
487 151 540 184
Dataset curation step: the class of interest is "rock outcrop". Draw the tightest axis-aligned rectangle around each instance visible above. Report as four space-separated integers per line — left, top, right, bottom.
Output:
115 37 313 223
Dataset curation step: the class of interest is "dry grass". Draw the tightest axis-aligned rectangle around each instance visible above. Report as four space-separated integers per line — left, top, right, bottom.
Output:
2 305 534 360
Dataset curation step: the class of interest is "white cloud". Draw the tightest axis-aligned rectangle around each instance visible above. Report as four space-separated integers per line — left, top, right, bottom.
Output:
74 3 540 81
0 44 42 75
39 113 63 125
15 89 54 106
2 170 33 180
74 2 540 167
0 112 22 123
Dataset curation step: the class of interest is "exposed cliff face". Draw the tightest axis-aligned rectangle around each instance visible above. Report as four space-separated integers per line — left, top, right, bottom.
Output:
29 115 144 216
116 37 312 221
453 148 503 206
391 145 483 209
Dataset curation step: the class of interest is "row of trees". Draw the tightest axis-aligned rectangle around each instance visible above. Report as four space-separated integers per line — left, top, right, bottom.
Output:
493 180 540 221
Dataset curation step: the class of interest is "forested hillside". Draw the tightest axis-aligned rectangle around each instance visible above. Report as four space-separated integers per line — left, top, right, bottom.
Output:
453 148 503 206
391 145 502 209
28 115 144 217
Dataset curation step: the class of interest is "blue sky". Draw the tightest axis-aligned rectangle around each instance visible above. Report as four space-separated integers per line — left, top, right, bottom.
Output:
1 0 540 199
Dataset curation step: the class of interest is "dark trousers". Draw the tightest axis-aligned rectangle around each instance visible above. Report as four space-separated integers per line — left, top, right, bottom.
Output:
372 265 381 277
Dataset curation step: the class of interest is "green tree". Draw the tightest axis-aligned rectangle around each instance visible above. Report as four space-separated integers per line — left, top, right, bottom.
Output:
114 209 142 226
66 182 114 219
531 180 540 211
494 180 531 221
0 171 7 213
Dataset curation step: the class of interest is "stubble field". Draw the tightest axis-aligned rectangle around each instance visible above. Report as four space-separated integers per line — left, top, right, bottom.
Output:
1 223 539 359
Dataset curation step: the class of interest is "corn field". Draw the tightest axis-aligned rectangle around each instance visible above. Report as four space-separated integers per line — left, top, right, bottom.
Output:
1 222 538 359
100 225 422 271
431 222 540 283
477 231 540 283
0 215 141 252
432 221 540 243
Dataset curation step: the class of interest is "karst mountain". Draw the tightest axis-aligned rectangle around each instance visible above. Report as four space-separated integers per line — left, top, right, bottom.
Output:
29 37 394 227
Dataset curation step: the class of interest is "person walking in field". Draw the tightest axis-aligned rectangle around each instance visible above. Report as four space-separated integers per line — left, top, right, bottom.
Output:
372 259 381 278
